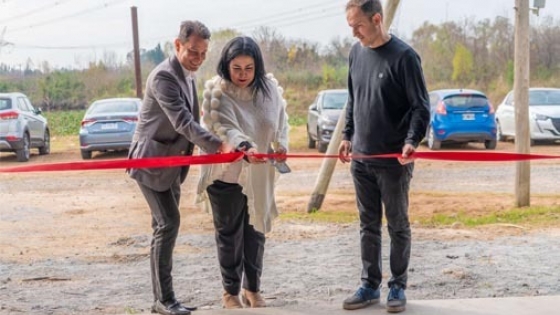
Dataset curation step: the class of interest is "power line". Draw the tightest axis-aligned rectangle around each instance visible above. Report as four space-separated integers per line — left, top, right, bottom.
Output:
229 0 341 29
12 35 169 51
234 3 342 30
238 7 342 33
0 0 76 24
7 0 129 34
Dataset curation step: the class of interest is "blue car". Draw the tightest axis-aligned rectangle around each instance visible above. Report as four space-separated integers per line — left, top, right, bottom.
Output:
427 89 497 150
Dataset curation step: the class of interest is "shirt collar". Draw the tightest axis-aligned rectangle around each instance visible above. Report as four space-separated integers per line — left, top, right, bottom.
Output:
180 64 195 81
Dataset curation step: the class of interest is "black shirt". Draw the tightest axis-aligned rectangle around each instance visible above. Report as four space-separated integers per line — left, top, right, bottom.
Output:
343 36 430 165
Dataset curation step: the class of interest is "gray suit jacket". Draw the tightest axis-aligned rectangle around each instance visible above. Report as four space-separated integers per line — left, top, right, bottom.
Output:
128 56 222 192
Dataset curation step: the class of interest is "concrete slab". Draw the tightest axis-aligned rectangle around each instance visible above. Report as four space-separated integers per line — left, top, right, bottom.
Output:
137 295 560 315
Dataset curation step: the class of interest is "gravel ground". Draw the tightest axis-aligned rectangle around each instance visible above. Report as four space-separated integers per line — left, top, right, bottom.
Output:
2 225 560 314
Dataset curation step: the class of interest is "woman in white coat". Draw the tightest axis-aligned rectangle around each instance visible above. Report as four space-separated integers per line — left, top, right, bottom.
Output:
197 36 289 309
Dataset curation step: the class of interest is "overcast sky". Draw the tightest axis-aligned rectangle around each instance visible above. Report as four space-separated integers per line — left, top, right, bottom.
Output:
0 0 559 69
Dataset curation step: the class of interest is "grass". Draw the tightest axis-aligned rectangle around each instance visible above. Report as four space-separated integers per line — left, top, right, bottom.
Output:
279 210 358 224
418 205 560 227
277 204 560 228
44 110 85 136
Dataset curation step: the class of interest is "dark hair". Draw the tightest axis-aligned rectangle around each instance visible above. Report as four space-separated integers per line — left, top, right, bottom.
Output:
178 20 211 43
217 36 271 100
346 0 383 18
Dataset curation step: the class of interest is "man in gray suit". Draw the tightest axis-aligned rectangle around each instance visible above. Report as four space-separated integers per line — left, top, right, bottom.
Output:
128 20 232 315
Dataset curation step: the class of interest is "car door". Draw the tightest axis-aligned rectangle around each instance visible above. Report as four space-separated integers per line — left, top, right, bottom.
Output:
498 92 515 136
18 97 42 143
307 93 322 140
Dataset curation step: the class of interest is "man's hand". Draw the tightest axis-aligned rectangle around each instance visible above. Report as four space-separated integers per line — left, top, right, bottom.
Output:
217 142 234 154
338 140 352 163
398 143 416 165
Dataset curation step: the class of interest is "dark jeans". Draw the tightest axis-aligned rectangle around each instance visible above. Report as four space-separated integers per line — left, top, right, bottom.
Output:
206 180 266 295
138 177 181 303
351 161 413 289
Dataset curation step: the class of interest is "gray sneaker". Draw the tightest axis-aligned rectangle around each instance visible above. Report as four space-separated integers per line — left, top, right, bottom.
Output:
342 286 380 310
386 285 406 313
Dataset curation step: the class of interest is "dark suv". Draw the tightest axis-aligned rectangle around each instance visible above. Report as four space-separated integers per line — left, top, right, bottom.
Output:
306 89 348 153
0 92 50 162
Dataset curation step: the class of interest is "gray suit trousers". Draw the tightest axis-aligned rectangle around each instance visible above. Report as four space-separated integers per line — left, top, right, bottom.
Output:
138 176 182 303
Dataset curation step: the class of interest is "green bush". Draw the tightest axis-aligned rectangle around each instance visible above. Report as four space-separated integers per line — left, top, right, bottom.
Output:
43 110 85 137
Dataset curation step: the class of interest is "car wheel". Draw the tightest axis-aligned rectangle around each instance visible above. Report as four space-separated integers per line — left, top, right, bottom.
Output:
38 129 51 155
496 120 506 142
307 127 316 149
317 128 328 153
427 127 441 150
16 133 30 162
485 139 497 150
81 150 92 160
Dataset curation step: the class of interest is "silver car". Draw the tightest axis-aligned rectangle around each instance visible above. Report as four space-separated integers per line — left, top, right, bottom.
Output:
0 92 50 162
79 98 142 159
495 88 560 144
306 89 348 153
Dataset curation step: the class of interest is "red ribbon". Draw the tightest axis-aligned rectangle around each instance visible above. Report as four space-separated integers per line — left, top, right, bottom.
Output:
0 152 244 173
0 151 558 173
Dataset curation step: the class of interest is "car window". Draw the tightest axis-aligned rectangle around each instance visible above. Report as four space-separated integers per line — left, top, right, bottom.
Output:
505 92 514 105
17 98 31 112
444 95 488 107
88 101 139 114
429 93 440 108
322 92 347 110
0 98 11 110
23 97 36 112
529 90 560 106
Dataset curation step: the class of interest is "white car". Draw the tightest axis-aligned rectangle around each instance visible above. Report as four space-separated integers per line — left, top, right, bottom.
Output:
495 87 560 144
0 92 50 162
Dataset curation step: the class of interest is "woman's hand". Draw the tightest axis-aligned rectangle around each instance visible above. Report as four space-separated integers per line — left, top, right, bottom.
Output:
273 145 287 163
245 147 268 164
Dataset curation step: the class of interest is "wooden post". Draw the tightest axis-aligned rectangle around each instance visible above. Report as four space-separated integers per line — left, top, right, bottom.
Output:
306 0 401 213
513 0 530 207
131 6 143 99
307 104 346 213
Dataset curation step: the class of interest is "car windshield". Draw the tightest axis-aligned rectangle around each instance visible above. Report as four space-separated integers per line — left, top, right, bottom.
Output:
529 90 560 106
88 101 138 114
323 92 347 110
443 95 488 107
0 98 12 110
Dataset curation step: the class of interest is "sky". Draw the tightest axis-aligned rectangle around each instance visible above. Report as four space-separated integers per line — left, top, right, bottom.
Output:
0 0 559 69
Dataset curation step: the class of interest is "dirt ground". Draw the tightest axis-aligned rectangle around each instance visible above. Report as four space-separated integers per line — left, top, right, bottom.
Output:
1 139 559 314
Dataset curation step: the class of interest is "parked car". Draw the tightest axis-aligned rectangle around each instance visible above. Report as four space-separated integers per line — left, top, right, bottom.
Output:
0 92 50 162
495 87 560 144
427 89 497 150
307 89 348 153
79 97 142 159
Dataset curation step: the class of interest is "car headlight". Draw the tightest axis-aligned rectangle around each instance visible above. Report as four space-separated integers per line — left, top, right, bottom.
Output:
319 116 336 128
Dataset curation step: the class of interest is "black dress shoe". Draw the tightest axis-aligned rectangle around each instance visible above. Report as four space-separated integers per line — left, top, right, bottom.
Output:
151 299 196 315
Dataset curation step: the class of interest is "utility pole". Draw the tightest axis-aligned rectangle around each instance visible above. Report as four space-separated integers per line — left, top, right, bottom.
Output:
131 6 143 99
307 0 401 213
513 0 530 207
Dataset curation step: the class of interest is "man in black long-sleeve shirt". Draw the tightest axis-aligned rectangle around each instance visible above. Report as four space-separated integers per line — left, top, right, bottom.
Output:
338 0 430 313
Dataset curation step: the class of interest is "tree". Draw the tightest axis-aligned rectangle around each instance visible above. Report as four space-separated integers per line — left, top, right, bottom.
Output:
142 43 166 66
452 43 474 83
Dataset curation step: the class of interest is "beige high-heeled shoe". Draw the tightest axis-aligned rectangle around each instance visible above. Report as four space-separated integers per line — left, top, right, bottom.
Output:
222 291 243 309
241 289 266 308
